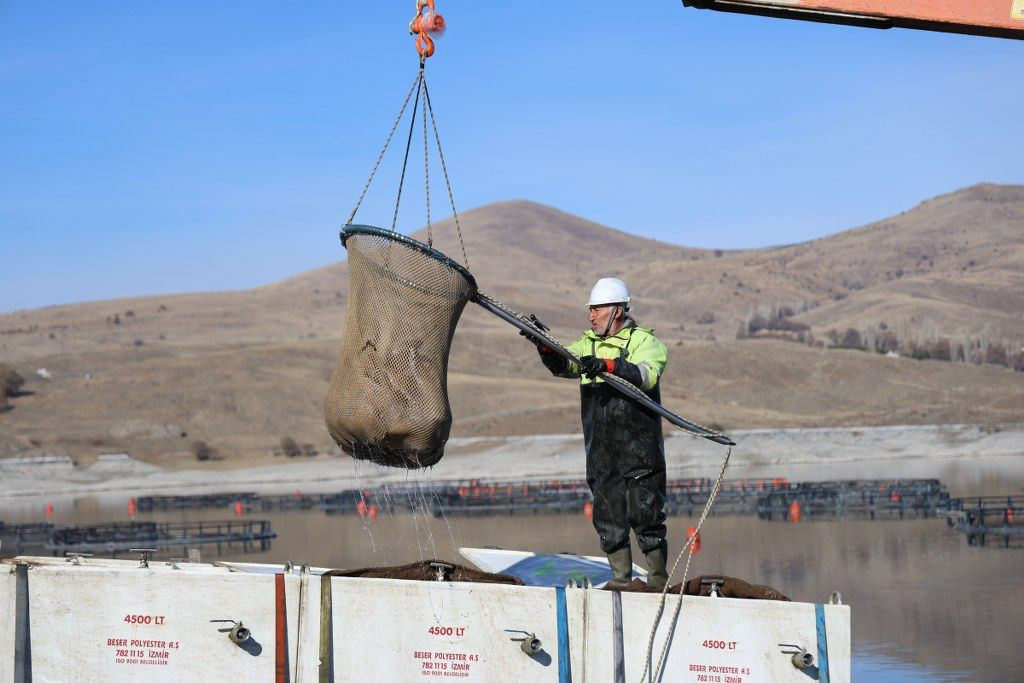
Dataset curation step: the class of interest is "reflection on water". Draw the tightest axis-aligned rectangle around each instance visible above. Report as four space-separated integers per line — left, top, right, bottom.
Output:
853 645 974 683
2 456 1022 681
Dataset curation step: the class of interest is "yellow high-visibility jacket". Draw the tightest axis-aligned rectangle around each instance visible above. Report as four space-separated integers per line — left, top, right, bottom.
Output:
558 321 668 392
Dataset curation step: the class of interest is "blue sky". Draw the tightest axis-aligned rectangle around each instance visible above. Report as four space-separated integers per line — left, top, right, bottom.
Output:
1 2 1021 312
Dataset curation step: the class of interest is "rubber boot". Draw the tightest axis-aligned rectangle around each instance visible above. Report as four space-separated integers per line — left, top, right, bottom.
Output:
645 545 668 589
604 547 633 590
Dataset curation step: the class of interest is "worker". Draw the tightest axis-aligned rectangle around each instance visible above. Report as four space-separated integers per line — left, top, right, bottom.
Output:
524 278 670 589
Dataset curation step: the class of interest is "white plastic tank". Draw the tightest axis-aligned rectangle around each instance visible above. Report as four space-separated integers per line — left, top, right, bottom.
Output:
1 555 849 681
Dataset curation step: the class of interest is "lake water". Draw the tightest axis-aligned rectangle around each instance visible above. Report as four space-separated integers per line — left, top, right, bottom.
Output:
3 454 1022 681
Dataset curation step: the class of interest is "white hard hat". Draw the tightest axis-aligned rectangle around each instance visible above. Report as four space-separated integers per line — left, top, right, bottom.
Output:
587 278 630 307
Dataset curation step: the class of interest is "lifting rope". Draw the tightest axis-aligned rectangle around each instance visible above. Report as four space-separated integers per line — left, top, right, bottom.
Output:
345 0 467 266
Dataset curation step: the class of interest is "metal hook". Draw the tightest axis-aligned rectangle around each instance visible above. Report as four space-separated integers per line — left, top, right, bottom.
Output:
410 0 444 60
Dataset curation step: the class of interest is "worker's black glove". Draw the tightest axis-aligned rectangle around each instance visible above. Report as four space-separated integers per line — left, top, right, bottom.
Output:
578 355 609 379
540 350 569 375
579 355 645 386
519 314 553 353
520 314 568 374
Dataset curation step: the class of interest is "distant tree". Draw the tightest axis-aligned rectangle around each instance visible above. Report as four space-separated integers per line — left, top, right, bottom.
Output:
839 328 863 349
281 437 301 458
985 343 1008 367
192 440 212 461
932 339 952 362
0 362 24 396
910 339 951 361
766 318 808 333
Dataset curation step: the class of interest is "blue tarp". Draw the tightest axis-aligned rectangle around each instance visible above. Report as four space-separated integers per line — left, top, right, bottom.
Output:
501 554 640 587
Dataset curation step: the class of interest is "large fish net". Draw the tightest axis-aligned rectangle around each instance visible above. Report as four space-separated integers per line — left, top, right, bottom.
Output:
325 225 477 468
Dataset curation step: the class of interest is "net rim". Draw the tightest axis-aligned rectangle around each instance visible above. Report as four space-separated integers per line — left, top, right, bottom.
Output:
340 224 477 292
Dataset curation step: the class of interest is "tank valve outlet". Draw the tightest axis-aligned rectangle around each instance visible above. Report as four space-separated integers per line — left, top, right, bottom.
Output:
429 561 454 581
129 548 157 569
520 634 542 655
701 577 725 597
791 648 813 669
229 622 251 645
64 552 93 565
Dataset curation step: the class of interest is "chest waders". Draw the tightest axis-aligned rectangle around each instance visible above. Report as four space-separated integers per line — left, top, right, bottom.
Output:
581 328 667 558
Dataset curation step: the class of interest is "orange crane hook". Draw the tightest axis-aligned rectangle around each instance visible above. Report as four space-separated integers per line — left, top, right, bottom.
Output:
409 0 445 61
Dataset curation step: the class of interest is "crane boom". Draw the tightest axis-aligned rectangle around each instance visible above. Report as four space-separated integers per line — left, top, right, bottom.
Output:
683 0 1024 40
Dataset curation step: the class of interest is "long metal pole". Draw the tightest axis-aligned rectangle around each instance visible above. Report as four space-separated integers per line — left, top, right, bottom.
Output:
472 293 735 447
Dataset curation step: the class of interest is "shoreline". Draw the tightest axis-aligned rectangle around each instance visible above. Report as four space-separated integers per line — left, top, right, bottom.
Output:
2 423 1022 501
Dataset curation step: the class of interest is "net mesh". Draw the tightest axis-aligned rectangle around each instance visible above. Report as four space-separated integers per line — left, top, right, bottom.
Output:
325 225 477 469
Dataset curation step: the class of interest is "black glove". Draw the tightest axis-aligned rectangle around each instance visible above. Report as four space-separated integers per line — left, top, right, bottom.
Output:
520 315 553 353
540 349 569 375
578 355 608 379
578 355 645 386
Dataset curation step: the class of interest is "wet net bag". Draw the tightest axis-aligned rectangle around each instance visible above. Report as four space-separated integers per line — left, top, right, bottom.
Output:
325 225 477 468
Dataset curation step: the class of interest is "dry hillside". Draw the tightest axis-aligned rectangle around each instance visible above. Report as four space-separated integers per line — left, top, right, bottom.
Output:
1 184 1023 464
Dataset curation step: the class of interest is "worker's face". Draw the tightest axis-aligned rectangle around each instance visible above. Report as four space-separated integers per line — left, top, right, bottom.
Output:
589 304 622 335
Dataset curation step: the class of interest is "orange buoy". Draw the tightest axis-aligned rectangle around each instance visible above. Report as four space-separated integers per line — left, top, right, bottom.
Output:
45 502 54 518
686 525 701 555
789 501 802 522
368 504 379 520
128 497 137 518
233 500 244 516
583 501 594 520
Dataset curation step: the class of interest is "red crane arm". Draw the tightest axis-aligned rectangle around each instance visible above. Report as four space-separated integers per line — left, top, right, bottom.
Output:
683 0 1024 40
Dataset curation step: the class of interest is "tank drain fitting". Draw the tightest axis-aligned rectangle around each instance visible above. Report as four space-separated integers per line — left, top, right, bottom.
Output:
520 634 542 655
791 648 814 669
505 629 543 656
228 622 251 645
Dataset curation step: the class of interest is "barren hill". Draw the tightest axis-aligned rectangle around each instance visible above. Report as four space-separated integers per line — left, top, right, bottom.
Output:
2 184 1023 464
